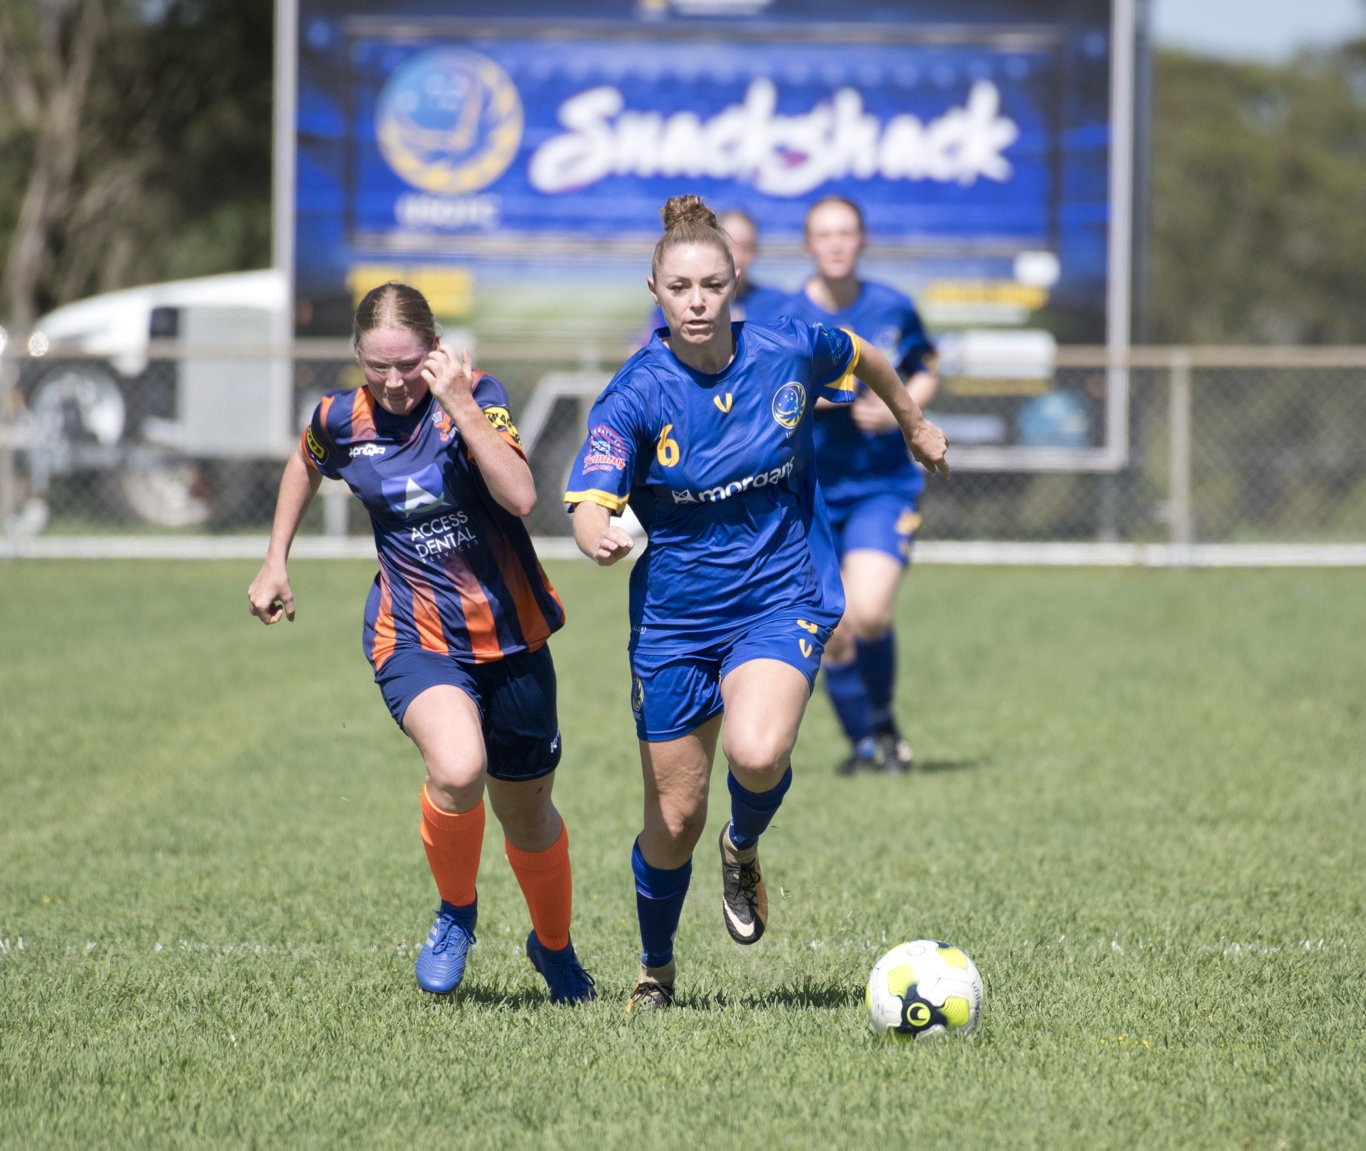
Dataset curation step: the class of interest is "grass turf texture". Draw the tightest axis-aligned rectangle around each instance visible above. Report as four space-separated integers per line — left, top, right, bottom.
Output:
1 559 1363 1148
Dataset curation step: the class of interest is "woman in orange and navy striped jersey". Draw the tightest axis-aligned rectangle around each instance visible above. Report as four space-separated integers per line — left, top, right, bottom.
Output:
248 281 594 1005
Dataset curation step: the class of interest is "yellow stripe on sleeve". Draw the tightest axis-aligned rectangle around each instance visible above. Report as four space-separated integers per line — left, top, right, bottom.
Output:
564 489 631 515
821 328 865 400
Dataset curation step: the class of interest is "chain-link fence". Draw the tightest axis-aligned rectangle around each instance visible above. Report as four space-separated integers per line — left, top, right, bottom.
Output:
3 339 1364 562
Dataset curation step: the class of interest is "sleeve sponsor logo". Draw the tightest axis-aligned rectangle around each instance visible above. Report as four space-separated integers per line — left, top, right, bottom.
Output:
305 426 328 464
582 425 629 474
483 404 522 444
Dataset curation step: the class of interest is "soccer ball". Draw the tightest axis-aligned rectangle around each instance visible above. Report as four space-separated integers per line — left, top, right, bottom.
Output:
866 938 984 1040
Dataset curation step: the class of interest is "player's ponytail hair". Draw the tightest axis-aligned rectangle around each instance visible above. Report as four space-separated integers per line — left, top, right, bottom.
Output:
352 282 438 349
651 194 735 283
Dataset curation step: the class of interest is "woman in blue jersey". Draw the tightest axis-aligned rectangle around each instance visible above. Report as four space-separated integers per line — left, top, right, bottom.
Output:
782 196 941 776
566 196 949 1011
248 282 594 1005
633 207 789 349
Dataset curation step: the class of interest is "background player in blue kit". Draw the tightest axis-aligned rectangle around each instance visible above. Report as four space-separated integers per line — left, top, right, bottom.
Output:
781 196 941 776
566 196 949 1011
247 282 595 1005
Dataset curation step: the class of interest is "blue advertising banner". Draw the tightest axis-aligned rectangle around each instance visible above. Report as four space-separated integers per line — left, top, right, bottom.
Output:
342 33 1061 246
287 0 1134 462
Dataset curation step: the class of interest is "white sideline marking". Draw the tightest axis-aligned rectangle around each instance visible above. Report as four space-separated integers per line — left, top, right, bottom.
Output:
4 536 1366 566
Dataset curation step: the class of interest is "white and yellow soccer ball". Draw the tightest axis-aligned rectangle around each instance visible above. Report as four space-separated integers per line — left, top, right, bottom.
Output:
866 938 984 1040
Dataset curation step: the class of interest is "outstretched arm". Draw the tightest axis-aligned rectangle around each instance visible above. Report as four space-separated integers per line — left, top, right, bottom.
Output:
850 340 950 478
247 448 323 624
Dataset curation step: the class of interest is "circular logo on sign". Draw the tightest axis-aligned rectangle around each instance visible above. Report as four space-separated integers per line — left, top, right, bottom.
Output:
376 49 523 195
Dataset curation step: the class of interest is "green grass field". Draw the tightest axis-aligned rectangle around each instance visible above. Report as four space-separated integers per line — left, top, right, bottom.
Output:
1 559 1363 1148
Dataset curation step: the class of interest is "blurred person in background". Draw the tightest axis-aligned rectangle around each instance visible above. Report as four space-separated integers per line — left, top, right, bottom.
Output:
781 195 941 777
567 194 948 1011
247 282 595 1005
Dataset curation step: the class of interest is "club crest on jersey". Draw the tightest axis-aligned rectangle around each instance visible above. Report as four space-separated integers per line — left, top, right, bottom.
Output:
772 382 806 431
432 405 454 443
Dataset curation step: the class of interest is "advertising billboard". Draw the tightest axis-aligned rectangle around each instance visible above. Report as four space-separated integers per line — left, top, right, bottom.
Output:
280 0 1137 467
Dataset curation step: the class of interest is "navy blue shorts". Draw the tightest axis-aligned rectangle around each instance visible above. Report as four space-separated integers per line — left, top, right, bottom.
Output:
627 608 832 742
826 493 921 565
374 644 562 782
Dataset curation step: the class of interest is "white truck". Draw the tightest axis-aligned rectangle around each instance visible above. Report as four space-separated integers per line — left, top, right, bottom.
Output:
11 269 295 528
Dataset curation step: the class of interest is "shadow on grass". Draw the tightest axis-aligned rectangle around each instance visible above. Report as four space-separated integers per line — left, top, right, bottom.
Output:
679 980 858 1012
914 755 989 775
408 979 860 1013
414 984 578 1010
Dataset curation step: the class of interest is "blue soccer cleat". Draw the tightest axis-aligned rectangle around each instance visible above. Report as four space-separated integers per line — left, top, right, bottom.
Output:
415 900 477 994
525 931 597 1005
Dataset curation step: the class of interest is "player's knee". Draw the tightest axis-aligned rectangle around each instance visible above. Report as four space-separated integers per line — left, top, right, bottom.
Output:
850 614 894 642
654 803 707 851
424 757 486 810
724 733 791 781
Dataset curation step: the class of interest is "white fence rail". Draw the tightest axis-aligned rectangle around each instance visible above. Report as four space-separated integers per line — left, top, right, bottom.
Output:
3 342 1364 566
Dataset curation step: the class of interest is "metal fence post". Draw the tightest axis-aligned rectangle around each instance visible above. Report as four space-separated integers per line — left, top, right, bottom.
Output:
0 346 16 544
1168 349 1192 565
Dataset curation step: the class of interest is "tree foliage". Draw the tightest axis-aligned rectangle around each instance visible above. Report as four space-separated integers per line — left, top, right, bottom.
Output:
0 0 272 331
1147 44 1366 344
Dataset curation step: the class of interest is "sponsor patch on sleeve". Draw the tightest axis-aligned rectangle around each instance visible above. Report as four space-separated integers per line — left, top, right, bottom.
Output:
304 425 328 465
483 404 522 444
582 425 629 474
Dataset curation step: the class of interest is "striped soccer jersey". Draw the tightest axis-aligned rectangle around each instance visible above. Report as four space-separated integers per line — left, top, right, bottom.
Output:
301 374 564 670
565 317 859 646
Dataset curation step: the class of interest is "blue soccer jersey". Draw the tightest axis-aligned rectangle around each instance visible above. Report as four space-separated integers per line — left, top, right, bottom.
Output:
780 280 936 508
565 317 859 646
301 373 564 671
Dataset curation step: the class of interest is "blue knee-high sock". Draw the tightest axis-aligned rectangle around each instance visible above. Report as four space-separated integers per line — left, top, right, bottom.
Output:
823 657 875 745
632 839 691 969
726 766 792 851
856 631 897 730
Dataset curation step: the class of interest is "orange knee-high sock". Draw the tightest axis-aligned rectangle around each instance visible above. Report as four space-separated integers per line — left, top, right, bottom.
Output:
505 822 572 951
419 786 484 908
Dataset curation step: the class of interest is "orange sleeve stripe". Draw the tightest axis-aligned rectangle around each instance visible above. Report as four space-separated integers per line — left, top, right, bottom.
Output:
351 388 377 440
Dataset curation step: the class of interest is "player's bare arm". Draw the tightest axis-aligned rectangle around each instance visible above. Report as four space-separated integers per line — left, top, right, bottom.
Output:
852 343 950 478
423 344 537 517
248 448 321 623
572 500 635 566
